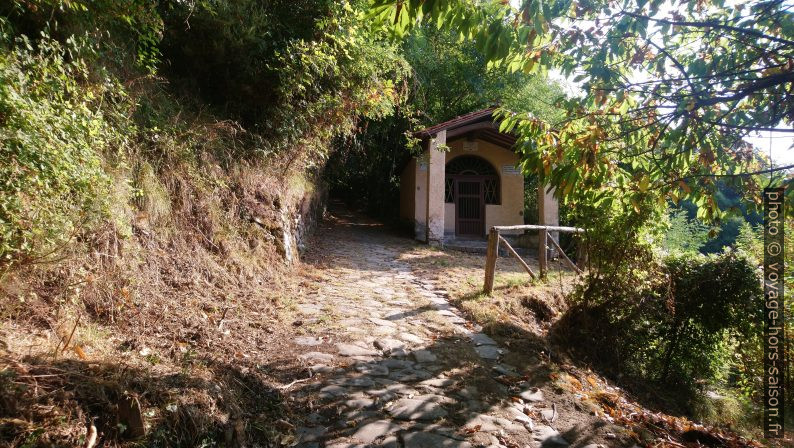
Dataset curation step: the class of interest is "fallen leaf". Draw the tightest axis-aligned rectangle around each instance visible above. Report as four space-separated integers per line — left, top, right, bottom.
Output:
74 345 87 360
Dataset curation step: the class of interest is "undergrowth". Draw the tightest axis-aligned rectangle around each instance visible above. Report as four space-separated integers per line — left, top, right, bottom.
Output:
0 0 407 446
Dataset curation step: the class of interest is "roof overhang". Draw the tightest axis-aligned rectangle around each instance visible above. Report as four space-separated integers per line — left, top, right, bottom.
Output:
414 107 517 149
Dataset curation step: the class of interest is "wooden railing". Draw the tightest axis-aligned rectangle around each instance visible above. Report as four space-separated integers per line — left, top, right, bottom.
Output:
483 224 586 294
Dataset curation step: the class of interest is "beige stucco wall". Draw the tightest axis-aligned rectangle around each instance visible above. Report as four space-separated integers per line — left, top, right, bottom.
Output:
426 131 446 244
445 138 524 236
399 137 526 239
413 156 428 239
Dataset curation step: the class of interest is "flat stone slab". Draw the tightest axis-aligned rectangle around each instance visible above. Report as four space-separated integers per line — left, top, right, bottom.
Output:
403 432 472 448
380 359 414 369
309 364 335 374
374 338 405 353
474 345 503 360
420 377 456 388
389 368 433 382
352 420 402 443
345 396 375 409
336 343 380 357
297 304 323 314
387 397 448 421
300 352 334 363
413 350 437 363
471 333 497 346
355 363 389 376
319 385 348 399
368 317 398 327
399 332 425 344
464 414 516 432
333 376 376 388
492 363 518 376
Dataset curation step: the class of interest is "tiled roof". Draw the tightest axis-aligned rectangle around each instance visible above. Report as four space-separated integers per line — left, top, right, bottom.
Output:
414 107 497 137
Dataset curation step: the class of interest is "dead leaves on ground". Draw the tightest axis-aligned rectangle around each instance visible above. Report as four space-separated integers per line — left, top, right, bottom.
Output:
553 369 762 448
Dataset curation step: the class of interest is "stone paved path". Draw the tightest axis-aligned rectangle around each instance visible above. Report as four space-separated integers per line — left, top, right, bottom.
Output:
286 209 605 448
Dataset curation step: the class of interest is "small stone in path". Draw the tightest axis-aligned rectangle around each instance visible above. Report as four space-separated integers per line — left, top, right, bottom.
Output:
352 420 402 443
541 408 557 421
295 336 322 346
299 352 334 363
319 385 348 399
413 350 437 363
533 425 569 447
474 344 503 360
389 348 409 358
402 432 472 448
309 364 335 374
519 388 545 402
336 343 379 357
380 358 414 369
507 406 533 425
420 377 456 388
374 339 405 353
355 363 389 376
344 396 375 409
387 397 448 421
400 332 425 344
297 304 322 315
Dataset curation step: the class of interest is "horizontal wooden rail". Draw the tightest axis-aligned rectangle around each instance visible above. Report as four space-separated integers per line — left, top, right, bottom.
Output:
483 225 587 293
492 224 585 233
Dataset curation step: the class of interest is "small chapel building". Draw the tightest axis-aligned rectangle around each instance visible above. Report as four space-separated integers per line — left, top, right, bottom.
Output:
399 108 559 245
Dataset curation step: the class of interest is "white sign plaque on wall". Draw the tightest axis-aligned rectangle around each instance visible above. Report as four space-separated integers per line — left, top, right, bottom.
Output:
418 161 428 171
502 165 521 175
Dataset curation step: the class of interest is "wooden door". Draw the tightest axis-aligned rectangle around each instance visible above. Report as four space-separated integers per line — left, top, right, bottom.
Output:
455 179 484 236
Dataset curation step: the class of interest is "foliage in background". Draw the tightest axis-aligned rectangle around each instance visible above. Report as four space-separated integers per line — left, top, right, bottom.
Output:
661 209 710 255
159 0 407 165
370 0 794 219
325 24 565 220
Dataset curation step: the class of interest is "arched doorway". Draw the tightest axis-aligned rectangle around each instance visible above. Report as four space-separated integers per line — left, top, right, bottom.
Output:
445 155 500 237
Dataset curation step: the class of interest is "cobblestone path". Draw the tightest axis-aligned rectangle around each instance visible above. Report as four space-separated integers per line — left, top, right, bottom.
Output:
285 208 607 448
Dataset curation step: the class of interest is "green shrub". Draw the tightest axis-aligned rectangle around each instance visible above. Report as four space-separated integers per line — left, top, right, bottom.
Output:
557 250 762 395
0 36 117 266
159 0 407 160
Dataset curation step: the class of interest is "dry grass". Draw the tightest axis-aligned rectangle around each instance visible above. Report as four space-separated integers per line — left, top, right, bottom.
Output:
0 144 324 447
401 245 579 336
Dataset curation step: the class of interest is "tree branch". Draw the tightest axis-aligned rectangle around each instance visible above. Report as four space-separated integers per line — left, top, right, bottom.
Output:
623 11 794 47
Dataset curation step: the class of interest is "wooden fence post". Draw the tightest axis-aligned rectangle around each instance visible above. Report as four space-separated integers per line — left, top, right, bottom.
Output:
483 227 499 294
538 229 547 278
